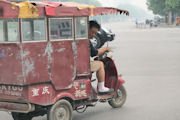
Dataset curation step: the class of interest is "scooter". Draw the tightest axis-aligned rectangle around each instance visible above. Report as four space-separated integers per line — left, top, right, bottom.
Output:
75 52 126 113
91 27 115 49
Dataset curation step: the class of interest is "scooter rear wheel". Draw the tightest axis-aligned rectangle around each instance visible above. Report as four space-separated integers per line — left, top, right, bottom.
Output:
108 85 127 108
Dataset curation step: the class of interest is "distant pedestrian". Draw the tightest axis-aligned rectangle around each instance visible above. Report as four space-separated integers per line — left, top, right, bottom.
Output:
135 19 138 28
150 20 153 28
176 16 179 26
145 19 150 28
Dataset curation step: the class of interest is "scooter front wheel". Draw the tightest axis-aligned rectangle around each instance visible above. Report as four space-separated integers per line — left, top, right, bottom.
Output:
108 85 127 108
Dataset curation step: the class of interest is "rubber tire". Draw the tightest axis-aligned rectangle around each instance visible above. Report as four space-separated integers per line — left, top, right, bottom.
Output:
12 112 32 120
108 85 127 108
47 99 73 120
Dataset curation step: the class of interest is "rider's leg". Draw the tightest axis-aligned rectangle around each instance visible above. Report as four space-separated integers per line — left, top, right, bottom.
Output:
96 61 104 82
90 61 111 93
96 61 110 92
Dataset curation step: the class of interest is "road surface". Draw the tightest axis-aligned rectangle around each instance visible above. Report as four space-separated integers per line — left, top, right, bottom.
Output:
1 22 180 120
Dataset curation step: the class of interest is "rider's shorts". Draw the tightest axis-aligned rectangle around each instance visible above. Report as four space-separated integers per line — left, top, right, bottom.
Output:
90 61 101 72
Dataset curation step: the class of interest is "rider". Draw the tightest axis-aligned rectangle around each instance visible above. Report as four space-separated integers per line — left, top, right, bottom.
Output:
89 20 113 95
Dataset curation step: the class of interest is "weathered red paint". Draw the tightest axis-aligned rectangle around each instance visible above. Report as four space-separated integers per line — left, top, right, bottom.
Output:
76 39 90 75
51 40 76 90
0 84 28 102
0 1 19 18
28 84 55 105
0 1 129 18
0 43 23 85
28 79 93 105
22 42 50 84
52 79 94 104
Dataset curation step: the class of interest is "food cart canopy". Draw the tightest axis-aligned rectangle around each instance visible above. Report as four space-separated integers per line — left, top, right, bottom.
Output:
0 0 129 18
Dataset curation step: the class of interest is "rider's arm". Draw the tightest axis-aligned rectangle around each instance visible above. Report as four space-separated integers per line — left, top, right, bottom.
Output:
97 47 110 56
90 41 110 57
90 42 98 57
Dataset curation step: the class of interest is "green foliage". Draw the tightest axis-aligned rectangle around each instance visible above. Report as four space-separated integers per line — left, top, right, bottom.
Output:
165 0 180 11
147 0 166 15
147 0 180 15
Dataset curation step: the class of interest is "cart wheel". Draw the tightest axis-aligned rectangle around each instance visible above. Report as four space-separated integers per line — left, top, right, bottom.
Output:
12 112 32 120
47 99 73 120
108 85 127 108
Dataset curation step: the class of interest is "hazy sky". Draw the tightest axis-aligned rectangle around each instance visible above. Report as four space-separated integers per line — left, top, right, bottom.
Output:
99 0 148 10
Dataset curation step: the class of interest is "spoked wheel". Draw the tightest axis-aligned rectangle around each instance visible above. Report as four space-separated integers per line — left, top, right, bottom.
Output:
108 85 127 108
12 112 32 120
47 99 73 120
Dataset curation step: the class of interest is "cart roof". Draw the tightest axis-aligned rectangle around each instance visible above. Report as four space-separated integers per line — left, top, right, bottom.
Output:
0 0 129 18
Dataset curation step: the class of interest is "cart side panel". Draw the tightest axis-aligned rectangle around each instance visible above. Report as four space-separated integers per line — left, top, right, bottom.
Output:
0 85 28 102
28 84 55 105
51 41 75 90
76 39 90 75
0 43 24 85
28 80 92 105
0 1 19 18
54 7 89 17
22 42 51 84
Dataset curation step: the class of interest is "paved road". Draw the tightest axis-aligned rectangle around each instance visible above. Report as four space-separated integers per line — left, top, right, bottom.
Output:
1 22 180 120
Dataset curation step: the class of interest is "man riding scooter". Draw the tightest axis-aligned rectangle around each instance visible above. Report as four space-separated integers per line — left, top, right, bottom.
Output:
89 20 114 95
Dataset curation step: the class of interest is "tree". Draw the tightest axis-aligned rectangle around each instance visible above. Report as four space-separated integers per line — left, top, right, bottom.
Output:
147 0 180 24
146 0 166 15
165 0 180 12
147 0 180 15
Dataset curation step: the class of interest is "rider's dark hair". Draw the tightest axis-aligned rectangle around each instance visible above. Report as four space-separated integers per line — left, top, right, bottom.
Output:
89 20 101 30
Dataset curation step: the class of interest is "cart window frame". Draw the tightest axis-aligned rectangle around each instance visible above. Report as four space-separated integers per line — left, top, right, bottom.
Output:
0 20 3 42
75 17 88 40
0 18 19 43
49 17 74 41
21 18 47 42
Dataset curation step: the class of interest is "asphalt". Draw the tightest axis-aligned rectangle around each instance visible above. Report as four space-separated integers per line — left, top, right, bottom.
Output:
1 21 180 120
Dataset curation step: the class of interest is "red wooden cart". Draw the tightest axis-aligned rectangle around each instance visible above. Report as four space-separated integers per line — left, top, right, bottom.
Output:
0 1 129 120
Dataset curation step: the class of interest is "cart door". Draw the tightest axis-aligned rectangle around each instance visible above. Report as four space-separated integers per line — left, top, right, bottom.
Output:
0 18 23 85
21 18 50 84
74 17 90 75
49 18 75 90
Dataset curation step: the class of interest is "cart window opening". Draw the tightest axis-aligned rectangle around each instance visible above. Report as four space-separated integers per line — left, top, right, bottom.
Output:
75 17 88 39
21 18 46 41
49 18 73 40
0 19 19 42
0 20 3 42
